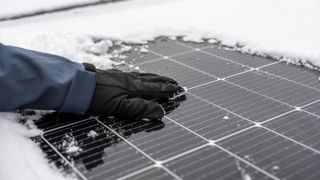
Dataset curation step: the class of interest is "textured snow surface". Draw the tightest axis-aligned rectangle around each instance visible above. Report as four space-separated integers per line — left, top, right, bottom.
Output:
0 112 74 180
0 0 320 66
0 0 99 19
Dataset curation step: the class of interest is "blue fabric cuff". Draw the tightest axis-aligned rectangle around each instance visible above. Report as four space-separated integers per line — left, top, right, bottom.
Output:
59 65 96 114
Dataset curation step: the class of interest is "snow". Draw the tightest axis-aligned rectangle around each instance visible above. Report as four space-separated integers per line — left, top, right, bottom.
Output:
60 133 83 157
139 47 149 53
235 160 252 180
272 165 280 171
87 130 98 138
0 0 320 179
223 115 230 120
0 0 319 67
0 0 99 19
0 112 74 180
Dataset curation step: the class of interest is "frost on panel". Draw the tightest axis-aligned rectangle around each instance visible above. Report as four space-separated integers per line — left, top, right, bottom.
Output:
139 47 149 53
87 130 98 139
59 133 83 157
223 115 230 120
235 160 252 180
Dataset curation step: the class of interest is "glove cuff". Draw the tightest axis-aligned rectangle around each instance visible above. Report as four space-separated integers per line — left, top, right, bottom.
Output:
83 63 96 72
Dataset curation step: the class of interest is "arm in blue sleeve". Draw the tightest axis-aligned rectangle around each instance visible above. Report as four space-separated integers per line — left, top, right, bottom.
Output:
0 43 96 114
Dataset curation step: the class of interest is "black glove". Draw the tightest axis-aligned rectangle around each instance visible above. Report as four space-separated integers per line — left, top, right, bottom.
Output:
85 63 184 120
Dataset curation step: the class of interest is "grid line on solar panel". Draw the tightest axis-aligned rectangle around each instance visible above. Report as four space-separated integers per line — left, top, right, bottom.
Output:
258 68 320 93
175 93 316 173
95 119 183 180
166 94 253 140
115 44 320 179
224 80 300 108
190 81 294 122
261 62 320 90
132 49 200 67
86 156 151 180
124 167 176 180
163 115 279 179
138 59 216 88
99 117 207 161
117 165 156 180
147 47 320 115
33 136 79 177
175 93 317 157
33 39 320 180
202 47 278 68
106 47 284 179
226 70 320 107
42 119 155 180
188 69 254 90
257 61 282 69
147 48 250 80
164 145 274 180
303 100 320 116
40 135 88 180
170 51 249 78
153 39 320 109
200 47 267 69
218 127 320 180
120 144 210 180
171 41 320 106
147 38 193 56
176 41 276 69
42 117 92 133
176 41 283 76
263 121 320 155
264 111 320 153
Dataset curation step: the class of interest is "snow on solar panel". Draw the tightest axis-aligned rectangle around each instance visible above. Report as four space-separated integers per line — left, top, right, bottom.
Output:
31 37 320 180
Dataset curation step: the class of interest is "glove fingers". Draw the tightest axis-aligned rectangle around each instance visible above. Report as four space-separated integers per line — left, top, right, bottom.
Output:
130 72 158 76
118 97 165 120
130 72 178 84
140 75 178 85
136 82 184 99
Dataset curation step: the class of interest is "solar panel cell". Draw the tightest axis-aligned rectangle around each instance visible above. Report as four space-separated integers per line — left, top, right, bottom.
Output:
165 146 272 180
110 45 162 65
303 101 320 116
218 127 320 180
261 62 320 90
203 47 276 68
167 94 253 140
148 38 192 56
190 81 293 122
43 119 153 180
172 51 248 78
99 116 207 161
264 111 320 152
127 167 175 180
227 70 320 107
139 59 216 88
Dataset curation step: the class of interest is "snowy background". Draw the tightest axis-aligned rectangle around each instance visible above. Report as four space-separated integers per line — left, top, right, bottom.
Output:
0 0 320 179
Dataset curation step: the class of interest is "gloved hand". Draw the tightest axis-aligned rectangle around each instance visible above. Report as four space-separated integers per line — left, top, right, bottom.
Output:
85 63 184 120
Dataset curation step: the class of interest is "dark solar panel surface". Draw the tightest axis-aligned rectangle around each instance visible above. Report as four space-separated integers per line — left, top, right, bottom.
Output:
30 38 320 180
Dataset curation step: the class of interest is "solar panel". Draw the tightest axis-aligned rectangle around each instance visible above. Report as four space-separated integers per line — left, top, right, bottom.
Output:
29 37 320 180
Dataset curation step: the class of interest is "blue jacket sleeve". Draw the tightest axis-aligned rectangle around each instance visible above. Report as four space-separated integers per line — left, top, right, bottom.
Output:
0 43 96 114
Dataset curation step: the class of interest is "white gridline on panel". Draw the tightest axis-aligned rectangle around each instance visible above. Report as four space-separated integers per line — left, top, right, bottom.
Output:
148 46 320 178
37 41 320 180
177 41 320 94
118 43 320 179
117 54 282 179
148 45 320 122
